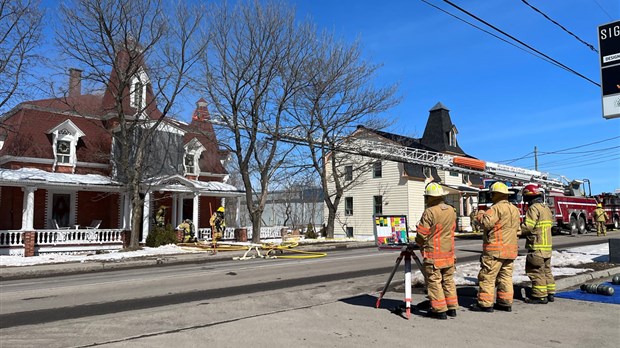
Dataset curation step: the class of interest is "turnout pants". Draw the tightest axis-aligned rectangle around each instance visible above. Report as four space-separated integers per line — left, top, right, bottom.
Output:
596 222 606 236
477 255 514 307
423 262 458 313
525 253 555 298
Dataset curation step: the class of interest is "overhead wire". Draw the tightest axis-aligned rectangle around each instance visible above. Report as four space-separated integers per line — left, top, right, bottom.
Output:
592 0 615 20
438 0 600 87
520 0 598 53
417 0 558 67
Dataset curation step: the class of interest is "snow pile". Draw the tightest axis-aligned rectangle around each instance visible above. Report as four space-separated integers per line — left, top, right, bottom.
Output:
415 243 609 286
0 244 199 267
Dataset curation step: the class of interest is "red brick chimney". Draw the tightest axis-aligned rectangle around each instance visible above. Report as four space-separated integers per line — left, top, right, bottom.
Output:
68 68 82 97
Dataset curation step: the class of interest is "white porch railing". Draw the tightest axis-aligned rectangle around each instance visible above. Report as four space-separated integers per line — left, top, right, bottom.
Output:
35 229 124 245
1 225 288 256
0 229 124 256
196 226 285 241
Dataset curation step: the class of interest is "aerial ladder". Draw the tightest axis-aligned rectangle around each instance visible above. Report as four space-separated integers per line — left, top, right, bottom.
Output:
207 116 566 189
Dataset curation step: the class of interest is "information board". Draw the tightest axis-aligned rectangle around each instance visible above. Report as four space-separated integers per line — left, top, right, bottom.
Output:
373 215 410 250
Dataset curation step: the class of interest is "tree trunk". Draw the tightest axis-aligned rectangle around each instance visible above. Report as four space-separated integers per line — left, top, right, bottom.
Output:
250 210 262 243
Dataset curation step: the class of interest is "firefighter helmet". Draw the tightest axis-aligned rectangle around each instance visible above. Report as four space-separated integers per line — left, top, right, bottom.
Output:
217 206 225 213
490 182 510 195
522 184 541 197
424 183 446 197
597 203 602 208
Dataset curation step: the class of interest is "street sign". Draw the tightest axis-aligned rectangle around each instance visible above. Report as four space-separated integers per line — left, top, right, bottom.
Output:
598 20 620 119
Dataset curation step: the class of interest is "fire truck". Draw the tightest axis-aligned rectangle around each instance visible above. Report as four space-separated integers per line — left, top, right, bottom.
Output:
596 192 620 230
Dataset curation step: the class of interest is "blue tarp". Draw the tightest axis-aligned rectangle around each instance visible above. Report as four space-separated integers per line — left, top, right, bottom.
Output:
555 282 620 305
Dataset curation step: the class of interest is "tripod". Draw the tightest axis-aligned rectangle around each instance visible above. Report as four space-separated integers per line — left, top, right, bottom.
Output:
375 244 425 319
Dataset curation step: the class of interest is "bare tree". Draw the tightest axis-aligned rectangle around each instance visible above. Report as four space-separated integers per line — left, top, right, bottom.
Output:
56 0 206 248
199 1 313 243
290 32 399 238
0 0 43 114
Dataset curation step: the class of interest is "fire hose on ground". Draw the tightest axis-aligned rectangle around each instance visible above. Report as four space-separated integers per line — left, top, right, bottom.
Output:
178 239 327 260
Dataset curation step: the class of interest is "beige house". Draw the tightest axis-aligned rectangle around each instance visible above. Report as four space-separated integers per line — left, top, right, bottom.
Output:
326 102 481 239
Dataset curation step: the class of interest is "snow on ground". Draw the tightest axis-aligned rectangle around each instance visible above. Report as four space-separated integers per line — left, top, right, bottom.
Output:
0 242 610 287
410 243 609 286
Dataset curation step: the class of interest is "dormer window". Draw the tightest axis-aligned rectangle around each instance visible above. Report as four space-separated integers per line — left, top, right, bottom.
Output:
448 125 458 147
130 67 150 115
56 140 71 163
47 120 85 173
184 138 205 176
184 153 196 174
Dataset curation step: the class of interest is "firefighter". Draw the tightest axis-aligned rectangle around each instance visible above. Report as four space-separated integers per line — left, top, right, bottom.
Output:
155 205 168 227
415 183 458 320
177 219 195 243
210 206 226 254
520 184 555 304
593 204 609 237
470 209 480 233
471 182 521 313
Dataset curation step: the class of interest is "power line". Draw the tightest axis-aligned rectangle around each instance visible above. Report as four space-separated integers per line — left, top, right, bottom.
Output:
417 0 559 68
496 136 620 166
520 0 598 53
592 0 615 20
541 155 620 171
539 135 620 154
540 145 620 155
440 0 601 87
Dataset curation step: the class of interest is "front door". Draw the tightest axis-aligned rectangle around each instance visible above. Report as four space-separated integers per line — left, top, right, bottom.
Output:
51 193 72 228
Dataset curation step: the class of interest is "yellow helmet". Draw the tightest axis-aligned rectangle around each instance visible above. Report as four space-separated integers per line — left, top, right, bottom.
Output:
424 182 446 197
597 203 602 208
490 182 510 195
217 206 225 213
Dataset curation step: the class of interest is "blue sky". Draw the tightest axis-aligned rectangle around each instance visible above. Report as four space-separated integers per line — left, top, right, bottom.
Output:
289 0 620 194
29 0 620 194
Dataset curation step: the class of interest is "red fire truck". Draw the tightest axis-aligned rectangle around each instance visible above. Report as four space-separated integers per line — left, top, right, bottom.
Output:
596 192 620 230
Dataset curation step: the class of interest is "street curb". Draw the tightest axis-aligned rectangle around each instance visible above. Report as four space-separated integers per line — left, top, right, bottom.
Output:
555 266 620 291
0 242 376 280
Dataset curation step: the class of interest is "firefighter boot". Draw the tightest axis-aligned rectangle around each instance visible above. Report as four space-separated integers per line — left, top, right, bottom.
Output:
547 294 555 302
524 296 548 304
446 309 457 317
494 303 512 312
470 304 494 313
427 310 448 320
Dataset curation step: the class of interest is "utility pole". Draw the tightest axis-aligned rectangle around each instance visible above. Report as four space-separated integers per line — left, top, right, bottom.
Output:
534 146 538 171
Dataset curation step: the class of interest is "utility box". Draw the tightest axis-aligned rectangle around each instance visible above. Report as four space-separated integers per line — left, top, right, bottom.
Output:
609 238 620 264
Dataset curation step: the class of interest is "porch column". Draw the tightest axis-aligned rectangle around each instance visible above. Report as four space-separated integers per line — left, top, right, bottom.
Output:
192 193 199 228
21 187 37 231
142 192 151 243
122 192 132 230
177 195 183 224
171 194 178 227
236 198 241 227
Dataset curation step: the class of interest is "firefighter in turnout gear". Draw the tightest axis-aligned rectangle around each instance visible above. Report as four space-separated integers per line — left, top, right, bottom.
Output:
520 184 555 304
415 183 458 320
593 204 609 237
210 206 226 254
472 182 521 313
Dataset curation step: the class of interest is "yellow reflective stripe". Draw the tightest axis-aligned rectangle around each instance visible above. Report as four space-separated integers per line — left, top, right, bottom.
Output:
525 219 537 226
547 284 556 290
533 285 547 290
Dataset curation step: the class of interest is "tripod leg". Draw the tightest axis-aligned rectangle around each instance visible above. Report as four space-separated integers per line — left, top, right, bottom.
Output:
376 253 404 308
405 253 412 319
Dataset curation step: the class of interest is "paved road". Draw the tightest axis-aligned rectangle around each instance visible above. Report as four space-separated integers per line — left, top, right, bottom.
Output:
0 233 617 347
